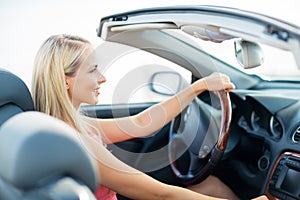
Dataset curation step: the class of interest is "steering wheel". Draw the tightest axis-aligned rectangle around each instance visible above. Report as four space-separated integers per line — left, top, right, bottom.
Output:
168 90 232 186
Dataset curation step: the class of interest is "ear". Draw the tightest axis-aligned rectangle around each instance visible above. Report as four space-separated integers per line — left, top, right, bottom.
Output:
65 76 70 90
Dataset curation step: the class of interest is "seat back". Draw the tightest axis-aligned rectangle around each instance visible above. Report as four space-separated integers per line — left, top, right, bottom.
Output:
0 111 98 200
0 68 34 126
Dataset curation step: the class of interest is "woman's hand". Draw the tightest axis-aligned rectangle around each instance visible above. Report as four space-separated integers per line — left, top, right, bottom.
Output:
252 195 269 200
192 72 235 94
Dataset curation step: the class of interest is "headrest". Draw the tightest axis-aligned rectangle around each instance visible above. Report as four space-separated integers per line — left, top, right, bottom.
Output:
0 69 34 125
0 111 98 191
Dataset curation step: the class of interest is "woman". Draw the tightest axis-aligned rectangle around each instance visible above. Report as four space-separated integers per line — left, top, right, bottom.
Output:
31 34 267 200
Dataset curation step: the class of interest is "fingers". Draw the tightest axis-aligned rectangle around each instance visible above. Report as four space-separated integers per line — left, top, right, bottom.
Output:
205 72 235 92
219 73 234 90
225 82 236 92
252 195 269 200
217 73 230 84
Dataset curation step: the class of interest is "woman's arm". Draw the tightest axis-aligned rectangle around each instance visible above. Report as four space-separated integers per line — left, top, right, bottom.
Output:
80 133 226 200
93 72 235 144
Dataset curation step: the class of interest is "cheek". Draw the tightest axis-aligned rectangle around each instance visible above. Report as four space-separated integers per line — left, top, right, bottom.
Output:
74 77 95 96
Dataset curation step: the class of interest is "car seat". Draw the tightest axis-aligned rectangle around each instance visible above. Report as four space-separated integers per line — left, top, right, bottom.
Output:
0 69 98 200
0 68 34 126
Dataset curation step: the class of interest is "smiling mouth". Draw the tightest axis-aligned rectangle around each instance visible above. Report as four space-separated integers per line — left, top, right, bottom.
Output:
94 87 100 96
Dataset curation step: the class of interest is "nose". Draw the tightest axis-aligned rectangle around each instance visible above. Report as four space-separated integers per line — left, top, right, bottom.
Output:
98 72 106 84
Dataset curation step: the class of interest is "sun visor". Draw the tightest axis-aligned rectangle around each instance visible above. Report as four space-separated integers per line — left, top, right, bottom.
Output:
181 25 235 43
110 22 178 32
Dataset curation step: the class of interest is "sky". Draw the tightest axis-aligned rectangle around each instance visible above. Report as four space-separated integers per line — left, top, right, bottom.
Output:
0 0 298 87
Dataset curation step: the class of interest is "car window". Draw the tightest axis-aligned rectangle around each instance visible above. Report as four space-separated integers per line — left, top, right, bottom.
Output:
98 48 191 105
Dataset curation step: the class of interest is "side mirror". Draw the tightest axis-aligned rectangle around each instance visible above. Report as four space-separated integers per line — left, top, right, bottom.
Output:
150 71 182 96
234 40 264 69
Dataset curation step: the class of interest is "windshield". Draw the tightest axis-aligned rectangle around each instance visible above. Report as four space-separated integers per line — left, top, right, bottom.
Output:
167 29 300 81
183 33 300 81
196 39 300 81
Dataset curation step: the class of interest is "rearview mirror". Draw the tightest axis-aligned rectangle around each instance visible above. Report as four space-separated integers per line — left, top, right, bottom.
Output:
150 71 182 96
234 40 264 69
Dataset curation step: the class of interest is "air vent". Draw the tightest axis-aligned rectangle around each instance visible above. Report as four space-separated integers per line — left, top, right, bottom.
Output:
292 127 300 143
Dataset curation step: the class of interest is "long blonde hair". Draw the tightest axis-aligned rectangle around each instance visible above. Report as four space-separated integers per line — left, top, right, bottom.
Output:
31 34 90 132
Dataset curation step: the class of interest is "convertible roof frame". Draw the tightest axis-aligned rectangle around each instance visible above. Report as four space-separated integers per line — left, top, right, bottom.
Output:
98 5 300 70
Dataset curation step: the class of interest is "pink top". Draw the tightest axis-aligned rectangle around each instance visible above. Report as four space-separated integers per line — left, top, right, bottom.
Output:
94 185 118 200
87 131 118 200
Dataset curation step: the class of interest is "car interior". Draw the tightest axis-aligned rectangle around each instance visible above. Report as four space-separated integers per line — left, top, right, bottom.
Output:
1 5 300 200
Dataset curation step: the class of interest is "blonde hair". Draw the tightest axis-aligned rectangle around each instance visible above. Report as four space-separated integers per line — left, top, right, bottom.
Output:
31 34 90 132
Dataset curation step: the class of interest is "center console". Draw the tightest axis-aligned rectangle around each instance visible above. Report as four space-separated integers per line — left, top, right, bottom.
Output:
266 152 300 200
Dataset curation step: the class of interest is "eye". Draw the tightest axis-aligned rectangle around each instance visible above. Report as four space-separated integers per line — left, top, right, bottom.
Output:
89 65 98 73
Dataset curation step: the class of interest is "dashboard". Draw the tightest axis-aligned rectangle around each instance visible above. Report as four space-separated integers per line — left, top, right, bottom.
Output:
229 90 300 200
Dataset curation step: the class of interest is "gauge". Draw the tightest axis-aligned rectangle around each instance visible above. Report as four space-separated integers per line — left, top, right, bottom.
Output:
291 127 300 143
269 116 282 139
250 111 260 130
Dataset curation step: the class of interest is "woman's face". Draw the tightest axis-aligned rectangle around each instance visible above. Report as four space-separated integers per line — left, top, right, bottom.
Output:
66 47 106 109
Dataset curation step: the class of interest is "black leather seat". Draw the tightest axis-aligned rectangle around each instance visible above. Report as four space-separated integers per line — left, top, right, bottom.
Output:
0 69 98 199
0 112 98 200
0 68 34 126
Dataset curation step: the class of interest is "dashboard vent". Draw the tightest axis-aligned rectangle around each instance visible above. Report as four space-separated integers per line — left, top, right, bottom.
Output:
292 127 300 143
